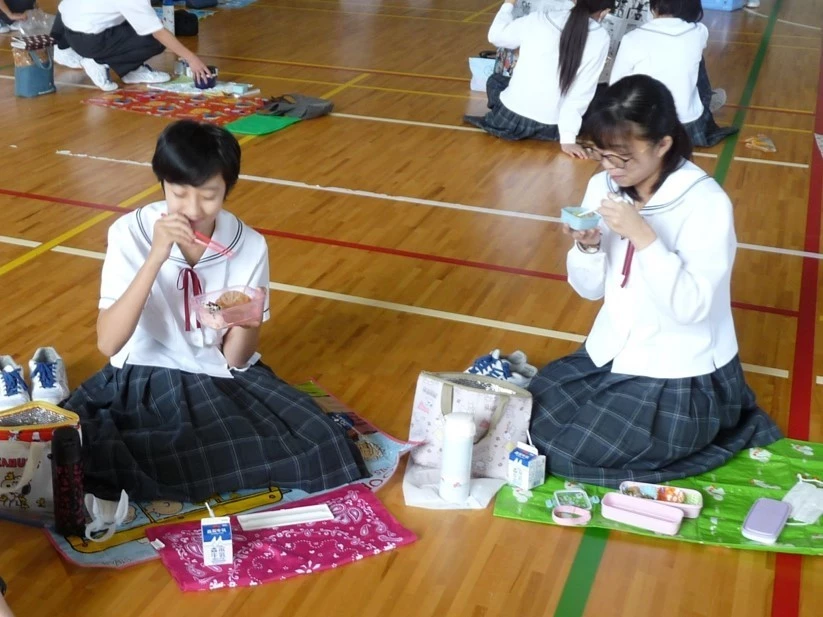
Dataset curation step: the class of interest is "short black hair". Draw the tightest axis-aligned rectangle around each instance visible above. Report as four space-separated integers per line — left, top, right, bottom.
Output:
584 75 692 202
650 0 703 23
151 120 242 196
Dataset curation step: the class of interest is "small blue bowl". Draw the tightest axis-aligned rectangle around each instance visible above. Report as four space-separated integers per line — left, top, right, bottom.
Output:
194 66 219 90
561 206 601 231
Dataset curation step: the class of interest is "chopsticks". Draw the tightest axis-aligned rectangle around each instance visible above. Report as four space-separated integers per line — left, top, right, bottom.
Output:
160 213 234 257
194 230 234 257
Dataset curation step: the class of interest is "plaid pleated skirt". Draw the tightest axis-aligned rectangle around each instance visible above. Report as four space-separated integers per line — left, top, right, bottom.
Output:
683 106 738 148
528 347 782 487
61 363 369 502
463 73 560 142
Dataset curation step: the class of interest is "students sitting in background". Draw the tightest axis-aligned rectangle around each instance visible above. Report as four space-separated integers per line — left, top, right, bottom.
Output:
465 0 613 158
608 0 736 147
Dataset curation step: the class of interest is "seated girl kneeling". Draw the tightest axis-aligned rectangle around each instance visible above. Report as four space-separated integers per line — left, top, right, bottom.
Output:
61 120 369 502
527 75 782 486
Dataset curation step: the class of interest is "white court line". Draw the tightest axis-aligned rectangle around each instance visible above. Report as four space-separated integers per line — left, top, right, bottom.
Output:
50 149 823 260
332 112 484 133
817 376 823 385
744 9 822 31
0 73 798 172
330 114 809 170
741 364 790 379
0 235 38 248
0 235 790 378
54 150 564 223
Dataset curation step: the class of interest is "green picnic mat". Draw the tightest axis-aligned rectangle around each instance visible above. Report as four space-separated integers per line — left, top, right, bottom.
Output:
225 114 301 135
494 438 823 555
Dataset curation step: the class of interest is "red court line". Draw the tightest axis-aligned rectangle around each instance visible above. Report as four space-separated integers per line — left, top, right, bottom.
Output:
770 37 823 617
0 187 799 318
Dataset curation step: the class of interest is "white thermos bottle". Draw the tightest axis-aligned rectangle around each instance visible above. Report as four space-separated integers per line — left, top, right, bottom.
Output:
439 412 475 503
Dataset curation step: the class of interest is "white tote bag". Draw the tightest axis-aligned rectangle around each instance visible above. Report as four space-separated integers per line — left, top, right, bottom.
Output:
408 372 532 480
0 402 81 526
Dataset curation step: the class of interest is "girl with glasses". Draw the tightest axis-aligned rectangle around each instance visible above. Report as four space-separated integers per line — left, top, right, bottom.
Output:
527 74 781 486
464 0 614 158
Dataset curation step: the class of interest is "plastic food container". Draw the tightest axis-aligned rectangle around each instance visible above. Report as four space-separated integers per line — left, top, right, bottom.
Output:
194 65 219 89
561 206 601 231
601 492 684 536
619 481 703 519
741 498 790 545
193 286 263 329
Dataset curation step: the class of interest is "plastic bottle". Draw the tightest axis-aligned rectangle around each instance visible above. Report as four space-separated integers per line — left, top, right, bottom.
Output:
438 413 475 503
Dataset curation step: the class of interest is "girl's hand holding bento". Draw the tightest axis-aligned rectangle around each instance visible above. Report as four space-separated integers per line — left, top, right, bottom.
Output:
598 193 657 250
231 287 267 330
563 225 601 248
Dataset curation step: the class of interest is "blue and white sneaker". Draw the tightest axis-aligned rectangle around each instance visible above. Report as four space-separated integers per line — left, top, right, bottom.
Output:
0 356 30 411
29 347 70 405
466 349 535 388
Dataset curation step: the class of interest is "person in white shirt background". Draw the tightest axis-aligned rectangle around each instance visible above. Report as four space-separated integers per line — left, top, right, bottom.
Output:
49 0 210 92
464 0 613 158
526 74 781 486
0 0 32 33
59 120 368 503
608 0 737 147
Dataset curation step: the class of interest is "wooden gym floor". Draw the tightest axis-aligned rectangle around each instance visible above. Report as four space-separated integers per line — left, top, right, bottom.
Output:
0 0 822 615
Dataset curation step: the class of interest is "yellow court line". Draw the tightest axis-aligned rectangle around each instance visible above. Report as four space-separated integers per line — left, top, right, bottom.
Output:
251 3 476 24
320 73 371 99
218 69 476 100
0 184 159 277
199 52 465 83
708 40 819 51
744 124 813 134
291 0 478 15
462 1 502 23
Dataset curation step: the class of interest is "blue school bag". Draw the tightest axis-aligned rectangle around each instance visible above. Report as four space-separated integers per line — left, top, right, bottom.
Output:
12 36 56 98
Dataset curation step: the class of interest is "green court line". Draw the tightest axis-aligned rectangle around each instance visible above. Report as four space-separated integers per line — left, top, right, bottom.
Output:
550 2 784 616
713 0 784 185
552 528 609 617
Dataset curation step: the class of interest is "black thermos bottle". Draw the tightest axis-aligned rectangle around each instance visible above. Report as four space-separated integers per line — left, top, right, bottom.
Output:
51 427 85 536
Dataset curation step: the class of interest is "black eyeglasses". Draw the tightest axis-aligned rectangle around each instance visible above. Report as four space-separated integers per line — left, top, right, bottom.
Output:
582 145 649 169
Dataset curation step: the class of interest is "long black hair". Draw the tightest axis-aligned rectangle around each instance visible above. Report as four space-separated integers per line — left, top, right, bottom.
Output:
583 75 692 201
558 0 615 95
649 0 703 23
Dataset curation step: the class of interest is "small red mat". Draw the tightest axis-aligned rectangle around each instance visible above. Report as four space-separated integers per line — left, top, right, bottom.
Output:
84 88 265 126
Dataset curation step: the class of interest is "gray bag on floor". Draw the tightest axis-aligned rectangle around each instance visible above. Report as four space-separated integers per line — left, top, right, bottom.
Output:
258 94 334 120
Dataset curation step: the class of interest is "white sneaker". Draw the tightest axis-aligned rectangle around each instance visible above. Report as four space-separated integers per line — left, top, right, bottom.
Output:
29 347 70 406
0 24 10 34
746 0 760 7
80 57 118 92
0 356 31 411
710 88 727 113
54 46 83 70
9 21 22 32
122 65 171 85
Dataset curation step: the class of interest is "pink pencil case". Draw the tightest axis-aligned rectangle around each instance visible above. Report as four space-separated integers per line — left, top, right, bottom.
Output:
193 286 264 330
601 492 684 536
619 481 703 519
